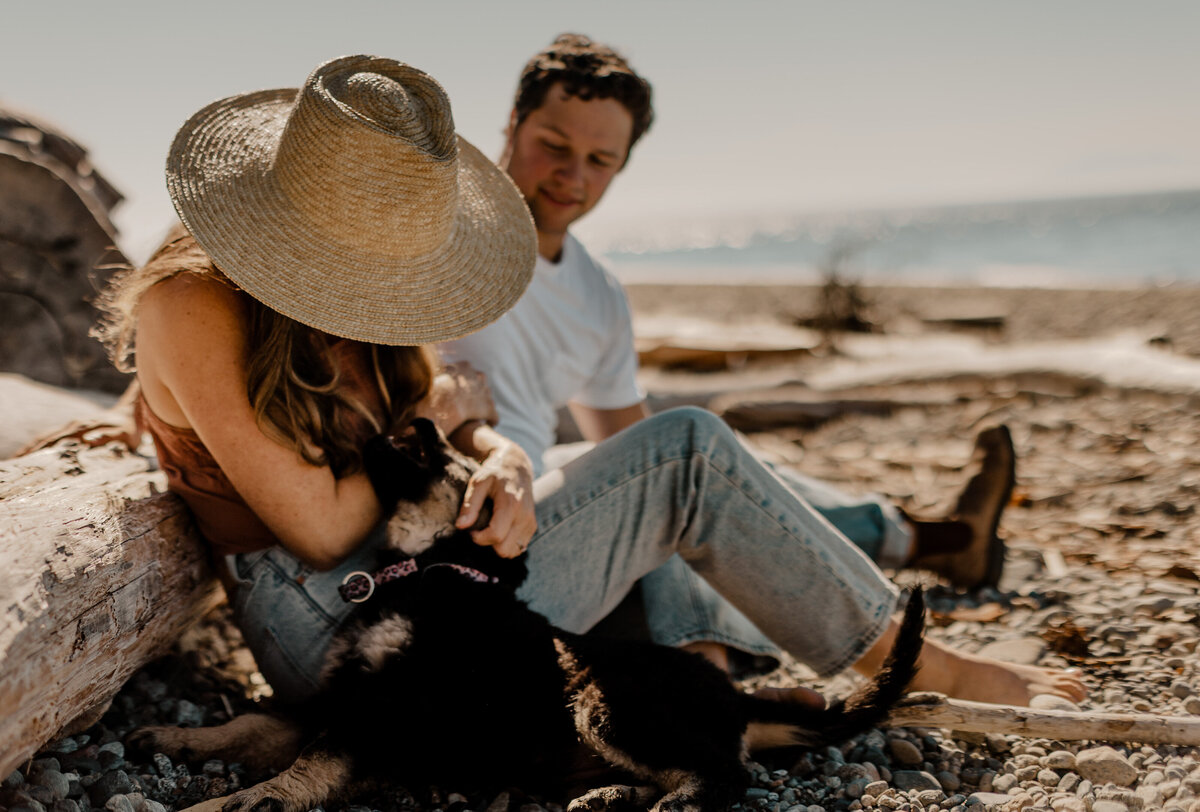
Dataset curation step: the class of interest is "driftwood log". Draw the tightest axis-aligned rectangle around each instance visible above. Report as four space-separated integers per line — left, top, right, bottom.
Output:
0 373 116 459
889 693 1200 746
634 314 819 372
0 442 222 776
0 107 130 393
712 390 899 432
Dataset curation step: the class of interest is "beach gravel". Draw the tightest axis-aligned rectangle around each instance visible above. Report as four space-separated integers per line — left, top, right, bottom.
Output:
1076 748 1139 787
6 283 1200 811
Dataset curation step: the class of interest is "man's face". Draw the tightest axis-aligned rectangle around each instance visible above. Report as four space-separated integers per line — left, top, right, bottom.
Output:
502 84 634 247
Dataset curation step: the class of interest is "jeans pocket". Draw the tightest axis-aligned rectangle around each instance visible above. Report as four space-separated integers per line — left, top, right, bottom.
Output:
232 548 269 583
261 624 323 702
231 556 335 703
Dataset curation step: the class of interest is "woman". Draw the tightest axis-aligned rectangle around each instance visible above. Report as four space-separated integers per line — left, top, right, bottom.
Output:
99 56 539 700
106 55 1084 708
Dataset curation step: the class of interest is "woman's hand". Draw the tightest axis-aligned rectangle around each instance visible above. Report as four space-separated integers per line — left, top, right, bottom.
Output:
452 429 537 558
415 362 498 436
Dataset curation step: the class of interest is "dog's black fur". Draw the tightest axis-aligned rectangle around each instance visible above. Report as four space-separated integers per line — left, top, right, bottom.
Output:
132 418 925 812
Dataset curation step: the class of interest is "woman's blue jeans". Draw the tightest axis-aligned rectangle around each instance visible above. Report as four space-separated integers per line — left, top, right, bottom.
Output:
230 407 899 703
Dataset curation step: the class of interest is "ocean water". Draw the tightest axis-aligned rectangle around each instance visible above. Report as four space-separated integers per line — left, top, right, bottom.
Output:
599 189 1200 288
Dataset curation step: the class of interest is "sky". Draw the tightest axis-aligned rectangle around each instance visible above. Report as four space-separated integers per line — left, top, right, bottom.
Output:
3 0 1198 262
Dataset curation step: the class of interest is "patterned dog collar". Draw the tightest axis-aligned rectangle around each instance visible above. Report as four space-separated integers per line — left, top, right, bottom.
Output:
338 558 499 603
339 559 418 603
426 562 500 586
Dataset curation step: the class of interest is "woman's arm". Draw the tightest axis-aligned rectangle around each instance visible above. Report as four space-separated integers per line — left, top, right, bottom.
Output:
448 420 536 558
136 275 380 570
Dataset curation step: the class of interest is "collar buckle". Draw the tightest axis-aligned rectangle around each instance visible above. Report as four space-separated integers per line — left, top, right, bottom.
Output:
340 570 375 603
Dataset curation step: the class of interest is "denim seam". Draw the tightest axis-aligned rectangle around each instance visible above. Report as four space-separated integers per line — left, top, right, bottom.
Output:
657 628 781 658
537 448 693 532
682 558 715 632
256 554 340 627
264 624 323 696
700 454 902 674
699 453 863 598
814 595 897 678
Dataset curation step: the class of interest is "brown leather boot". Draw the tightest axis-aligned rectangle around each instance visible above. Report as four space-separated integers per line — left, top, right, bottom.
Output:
906 425 1016 589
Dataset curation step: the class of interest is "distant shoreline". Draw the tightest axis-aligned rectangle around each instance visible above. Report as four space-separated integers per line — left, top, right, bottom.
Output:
618 273 1200 290
594 188 1200 291
625 282 1200 358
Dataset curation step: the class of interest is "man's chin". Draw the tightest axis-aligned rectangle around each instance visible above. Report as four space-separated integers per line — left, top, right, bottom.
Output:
531 209 579 238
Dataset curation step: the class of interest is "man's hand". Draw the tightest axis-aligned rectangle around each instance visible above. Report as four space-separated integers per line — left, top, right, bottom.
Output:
455 439 536 558
414 362 498 436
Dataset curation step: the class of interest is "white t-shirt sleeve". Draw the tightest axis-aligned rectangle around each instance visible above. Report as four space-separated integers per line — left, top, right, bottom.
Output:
572 278 644 410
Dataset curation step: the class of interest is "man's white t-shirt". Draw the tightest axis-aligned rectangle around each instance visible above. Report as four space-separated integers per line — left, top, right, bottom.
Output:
439 233 643 476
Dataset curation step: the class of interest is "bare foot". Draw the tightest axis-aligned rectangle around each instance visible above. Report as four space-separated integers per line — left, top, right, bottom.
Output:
855 617 1087 707
913 639 1087 705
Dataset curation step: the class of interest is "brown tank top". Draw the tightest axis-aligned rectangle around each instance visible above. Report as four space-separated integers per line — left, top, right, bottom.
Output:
139 340 387 558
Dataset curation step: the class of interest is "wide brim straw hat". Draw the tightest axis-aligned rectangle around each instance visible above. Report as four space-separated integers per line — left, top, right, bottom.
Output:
165 54 536 345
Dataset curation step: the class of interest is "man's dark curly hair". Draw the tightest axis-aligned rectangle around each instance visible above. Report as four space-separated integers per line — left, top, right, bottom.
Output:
513 33 654 159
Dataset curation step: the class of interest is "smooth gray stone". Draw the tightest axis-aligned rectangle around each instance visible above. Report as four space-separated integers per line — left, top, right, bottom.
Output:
966 792 1011 807
891 771 941 792
1076 746 1138 787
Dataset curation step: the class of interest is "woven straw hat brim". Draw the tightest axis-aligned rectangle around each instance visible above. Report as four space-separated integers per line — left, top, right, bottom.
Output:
166 86 535 346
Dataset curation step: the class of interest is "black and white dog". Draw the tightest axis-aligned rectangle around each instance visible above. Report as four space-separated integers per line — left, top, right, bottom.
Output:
132 418 924 812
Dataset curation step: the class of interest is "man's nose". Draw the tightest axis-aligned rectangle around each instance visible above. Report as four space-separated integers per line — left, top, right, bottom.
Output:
554 154 585 186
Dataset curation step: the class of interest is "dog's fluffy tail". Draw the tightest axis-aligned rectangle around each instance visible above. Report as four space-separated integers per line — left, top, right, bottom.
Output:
740 587 925 749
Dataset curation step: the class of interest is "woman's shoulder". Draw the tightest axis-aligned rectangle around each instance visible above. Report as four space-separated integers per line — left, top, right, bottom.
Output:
140 271 248 329
137 272 252 385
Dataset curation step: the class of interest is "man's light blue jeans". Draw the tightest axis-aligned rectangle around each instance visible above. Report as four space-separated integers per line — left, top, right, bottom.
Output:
545 425 912 677
229 407 899 703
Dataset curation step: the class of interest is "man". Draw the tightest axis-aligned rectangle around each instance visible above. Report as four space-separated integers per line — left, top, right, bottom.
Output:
441 35 1018 679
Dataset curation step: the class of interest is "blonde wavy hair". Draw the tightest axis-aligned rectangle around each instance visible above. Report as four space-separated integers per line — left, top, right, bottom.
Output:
95 224 436 476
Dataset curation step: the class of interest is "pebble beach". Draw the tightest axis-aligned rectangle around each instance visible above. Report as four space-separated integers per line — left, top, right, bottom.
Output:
4 282 1200 812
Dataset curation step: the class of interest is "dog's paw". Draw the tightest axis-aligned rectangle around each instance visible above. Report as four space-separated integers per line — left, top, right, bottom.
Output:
220 788 285 812
568 784 650 812
650 797 702 812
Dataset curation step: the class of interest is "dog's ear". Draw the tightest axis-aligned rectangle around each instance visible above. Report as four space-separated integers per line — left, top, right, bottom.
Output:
364 418 457 509
364 429 431 510
387 417 447 466
409 417 446 460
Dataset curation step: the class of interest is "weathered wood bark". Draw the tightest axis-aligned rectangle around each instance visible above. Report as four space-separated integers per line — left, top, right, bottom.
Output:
713 392 899 432
0 373 116 459
0 108 130 393
0 442 222 776
634 314 819 372
889 693 1200 746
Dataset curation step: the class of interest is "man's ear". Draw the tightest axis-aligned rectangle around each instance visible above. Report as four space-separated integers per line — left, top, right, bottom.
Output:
498 109 519 171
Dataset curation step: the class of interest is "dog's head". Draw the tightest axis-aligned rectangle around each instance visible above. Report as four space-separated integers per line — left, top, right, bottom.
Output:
364 418 481 557
364 418 528 590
